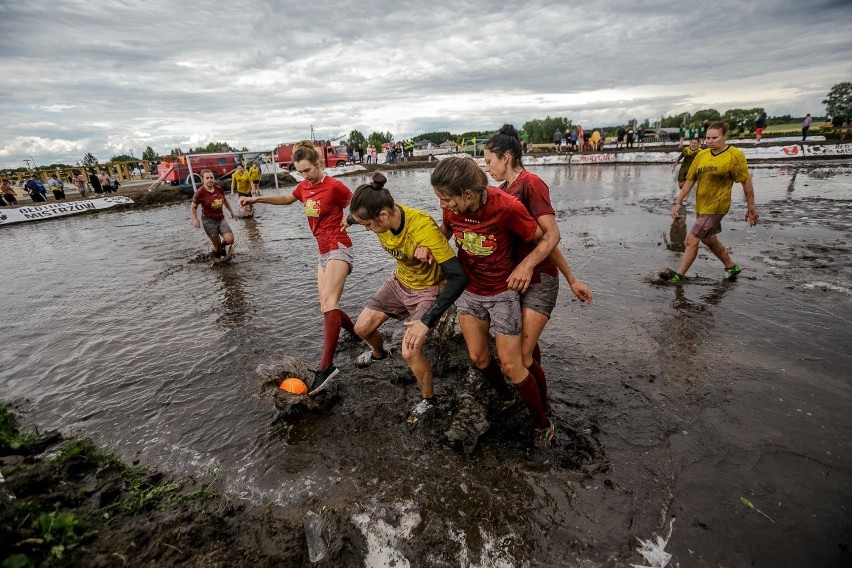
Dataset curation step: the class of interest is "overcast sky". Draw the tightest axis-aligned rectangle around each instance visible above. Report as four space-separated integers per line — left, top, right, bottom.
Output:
1 0 850 167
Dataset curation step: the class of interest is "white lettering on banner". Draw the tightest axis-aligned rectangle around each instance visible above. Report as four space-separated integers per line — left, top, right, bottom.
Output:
0 197 133 226
574 154 616 163
803 143 852 157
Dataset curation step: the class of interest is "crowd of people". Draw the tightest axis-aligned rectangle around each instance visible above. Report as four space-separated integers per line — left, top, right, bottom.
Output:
0 169 121 206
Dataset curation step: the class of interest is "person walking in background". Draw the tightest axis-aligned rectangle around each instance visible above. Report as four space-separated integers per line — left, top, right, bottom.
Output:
24 175 48 202
801 113 812 141
755 112 768 143
347 172 468 421
664 121 759 283
248 161 262 196
553 128 562 153
671 138 701 189
239 141 357 394
74 172 88 199
191 169 237 261
626 125 635 148
47 174 65 200
89 169 103 195
1 179 17 206
99 172 110 194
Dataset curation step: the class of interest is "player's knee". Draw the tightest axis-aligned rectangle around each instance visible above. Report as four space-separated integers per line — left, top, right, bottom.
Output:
468 349 490 369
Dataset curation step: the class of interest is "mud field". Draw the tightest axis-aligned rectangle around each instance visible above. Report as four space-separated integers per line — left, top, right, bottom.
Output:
1 163 850 567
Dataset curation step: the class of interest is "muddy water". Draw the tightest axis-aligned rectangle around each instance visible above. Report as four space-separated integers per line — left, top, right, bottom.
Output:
2 163 850 567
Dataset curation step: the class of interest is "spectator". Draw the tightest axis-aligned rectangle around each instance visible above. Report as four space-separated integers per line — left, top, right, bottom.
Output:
24 175 48 202
755 112 767 143
47 174 66 200
1 179 17 206
801 113 812 141
626 125 635 148
617 125 626 149
553 128 562 153
89 169 103 195
74 172 88 199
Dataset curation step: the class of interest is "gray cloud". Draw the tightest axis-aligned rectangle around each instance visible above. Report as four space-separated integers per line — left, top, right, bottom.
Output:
0 0 850 166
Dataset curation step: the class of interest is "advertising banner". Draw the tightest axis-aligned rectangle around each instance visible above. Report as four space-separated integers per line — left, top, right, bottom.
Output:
0 196 134 226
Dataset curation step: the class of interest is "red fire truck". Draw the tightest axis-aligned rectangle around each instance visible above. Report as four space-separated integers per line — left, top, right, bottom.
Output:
156 152 242 185
275 141 349 171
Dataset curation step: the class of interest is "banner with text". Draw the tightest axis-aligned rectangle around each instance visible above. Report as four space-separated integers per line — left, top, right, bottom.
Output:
0 196 134 226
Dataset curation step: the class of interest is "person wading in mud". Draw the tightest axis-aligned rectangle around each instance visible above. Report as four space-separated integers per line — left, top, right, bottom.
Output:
481 124 593 422
429 157 555 448
191 170 237 261
240 141 356 393
664 121 759 283
672 138 701 190
345 172 468 421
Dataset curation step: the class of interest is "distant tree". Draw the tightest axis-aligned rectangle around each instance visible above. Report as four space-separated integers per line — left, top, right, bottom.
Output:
822 81 852 124
417 131 453 144
349 130 366 147
82 152 98 166
169 148 183 158
142 146 158 161
109 154 134 162
366 131 393 148
660 112 690 128
691 109 722 124
191 141 233 153
722 107 764 134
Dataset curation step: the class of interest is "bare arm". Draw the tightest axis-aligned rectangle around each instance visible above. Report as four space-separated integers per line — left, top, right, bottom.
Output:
190 201 200 228
241 192 298 206
550 248 592 302
223 195 237 219
743 179 759 225
507 214 560 293
230 177 236 195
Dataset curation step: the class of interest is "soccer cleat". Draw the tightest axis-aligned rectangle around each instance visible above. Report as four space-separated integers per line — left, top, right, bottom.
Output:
534 418 556 449
354 349 388 368
668 273 684 283
498 397 519 413
223 242 236 262
723 264 742 280
309 365 339 395
407 398 436 424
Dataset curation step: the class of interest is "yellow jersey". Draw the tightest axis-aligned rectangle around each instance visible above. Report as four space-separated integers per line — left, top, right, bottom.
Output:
232 169 251 195
686 146 750 215
377 204 456 290
248 165 261 181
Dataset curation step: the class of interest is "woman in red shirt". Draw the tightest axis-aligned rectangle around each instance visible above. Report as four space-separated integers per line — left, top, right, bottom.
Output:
430 157 555 448
240 141 356 393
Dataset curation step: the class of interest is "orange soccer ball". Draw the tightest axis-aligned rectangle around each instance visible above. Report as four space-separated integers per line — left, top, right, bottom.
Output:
279 377 308 395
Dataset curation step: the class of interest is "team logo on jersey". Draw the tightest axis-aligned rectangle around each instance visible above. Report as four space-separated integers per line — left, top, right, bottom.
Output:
212 198 223 209
305 199 320 217
456 231 495 256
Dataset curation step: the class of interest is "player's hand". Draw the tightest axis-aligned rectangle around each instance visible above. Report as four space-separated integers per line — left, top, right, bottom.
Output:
193 218 200 229
414 246 434 264
403 320 429 351
671 202 681 219
238 196 252 207
746 207 759 226
570 280 593 303
507 262 534 294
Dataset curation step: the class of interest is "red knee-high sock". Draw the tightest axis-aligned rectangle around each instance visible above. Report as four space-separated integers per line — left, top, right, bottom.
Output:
319 310 342 371
514 374 548 428
337 309 355 335
532 343 542 365
480 358 513 400
527 360 548 408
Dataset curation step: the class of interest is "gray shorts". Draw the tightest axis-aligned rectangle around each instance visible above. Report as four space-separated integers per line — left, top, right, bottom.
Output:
456 289 522 336
366 274 442 321
202 216 232 238
521 273 559 317
690 214 724 239
318 245 353 271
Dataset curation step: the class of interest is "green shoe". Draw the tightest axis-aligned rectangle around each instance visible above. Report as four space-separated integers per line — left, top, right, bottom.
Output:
723 264 742 280
669 273 684 283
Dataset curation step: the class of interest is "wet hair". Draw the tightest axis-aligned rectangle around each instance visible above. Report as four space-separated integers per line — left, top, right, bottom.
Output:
350 172 394 220
292 140 321 166
200 169 214 177
708 121 729 135
430 157 487 198
484 124 523 168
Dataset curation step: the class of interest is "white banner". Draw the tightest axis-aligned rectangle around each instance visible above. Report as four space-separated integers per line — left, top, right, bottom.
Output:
741 145 803 159
802 143 852 157
0 196 134 226
288 165 367 181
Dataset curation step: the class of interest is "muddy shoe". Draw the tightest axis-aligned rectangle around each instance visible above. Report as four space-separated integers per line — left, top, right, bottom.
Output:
309 365 339 395
354 349 389 368
223 242 236 262
498 397 518 413
406 397 436 424
722 264 742 280
534 418 556 449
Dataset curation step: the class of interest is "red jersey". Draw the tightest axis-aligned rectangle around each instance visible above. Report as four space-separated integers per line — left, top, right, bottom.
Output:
501 170 558 283
442 187 538 296
292 175 353 254
193 184 228 221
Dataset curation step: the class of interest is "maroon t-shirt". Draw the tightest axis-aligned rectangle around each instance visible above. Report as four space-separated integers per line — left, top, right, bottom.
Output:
292 175 352 254
501 170 558 283
442 187 538 296
192 184 227 221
